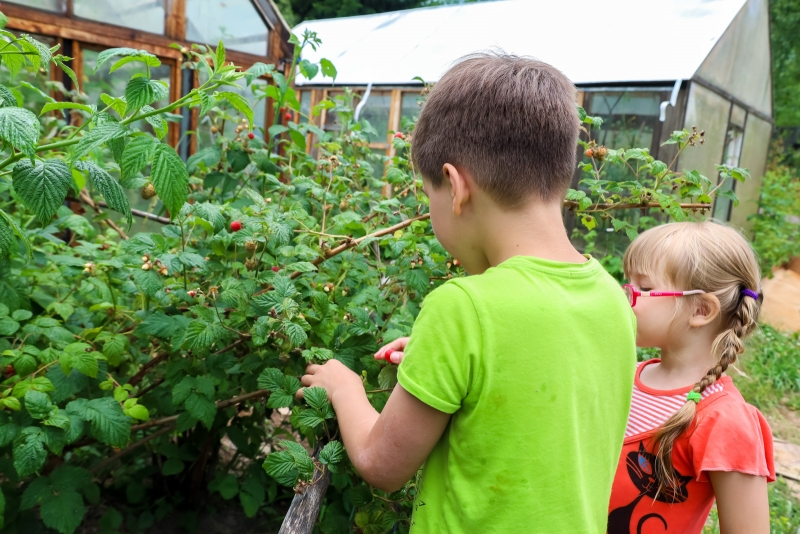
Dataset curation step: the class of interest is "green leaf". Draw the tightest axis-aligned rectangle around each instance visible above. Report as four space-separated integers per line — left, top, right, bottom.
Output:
0 423 19 447
71 351 99 379
12 309 32 321
100 93 127 116
0 83 18 108
217 474 239 499
182 320 224 352
53 55 79 89
320 58 337 80
109 53 161 73
74 160 132 227
40 101 94 117
25 390 53 419
71 121 129 162
298 59 319 81
81 397 131 447
266 390 293 409
14 427 47 477
303 387 329 413
127 404 149 421
12 158 71 223
0 12 7 29
120 136 156 179
125 78 168 111
217 91 254 129
257 368 284 391
172 377 195 405
0 208 31 260
151 143 188 218
185 392 216 429
239 477 265 518
0 106 40 159
245 62 275 84
295 409 325 429
162 458 184 476
319 440 344 466
263 450 296 480
95 48 158 72
40 489 86 534
215 41 226 71
0 316 19 335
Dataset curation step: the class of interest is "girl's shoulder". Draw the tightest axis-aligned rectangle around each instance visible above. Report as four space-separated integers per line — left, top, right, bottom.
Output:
687 379 776 483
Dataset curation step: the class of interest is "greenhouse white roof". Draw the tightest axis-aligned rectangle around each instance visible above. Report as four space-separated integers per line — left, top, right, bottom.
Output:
294 0 749 86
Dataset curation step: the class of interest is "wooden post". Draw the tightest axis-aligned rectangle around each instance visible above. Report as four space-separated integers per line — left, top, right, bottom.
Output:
278 465 332 534
165 0 187 41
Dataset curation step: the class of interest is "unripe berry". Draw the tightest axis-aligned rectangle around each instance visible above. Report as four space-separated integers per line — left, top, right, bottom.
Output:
141 263 151 271
211 126 219 134
141 183 156 199
245 240 257 253
585 148 593 158
230 220 242 232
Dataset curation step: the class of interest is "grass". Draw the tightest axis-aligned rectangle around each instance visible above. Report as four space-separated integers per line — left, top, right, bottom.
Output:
736 325 800 412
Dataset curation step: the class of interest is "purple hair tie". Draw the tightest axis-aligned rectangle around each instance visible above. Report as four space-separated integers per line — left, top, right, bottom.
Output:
742 288 759 300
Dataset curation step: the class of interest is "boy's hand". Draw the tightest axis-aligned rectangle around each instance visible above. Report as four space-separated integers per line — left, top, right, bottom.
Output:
374 337 410 364
298 360 362 402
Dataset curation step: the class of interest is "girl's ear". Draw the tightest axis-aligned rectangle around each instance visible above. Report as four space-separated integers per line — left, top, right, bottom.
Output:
688 293 721 328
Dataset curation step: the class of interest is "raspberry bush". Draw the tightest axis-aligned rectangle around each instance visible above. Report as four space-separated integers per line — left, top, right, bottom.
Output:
0 17 747 534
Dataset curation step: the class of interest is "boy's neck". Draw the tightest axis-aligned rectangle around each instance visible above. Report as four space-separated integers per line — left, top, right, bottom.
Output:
476 197 586 270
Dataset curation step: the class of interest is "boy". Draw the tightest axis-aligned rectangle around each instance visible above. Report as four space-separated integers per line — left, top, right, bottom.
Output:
299 53 637 533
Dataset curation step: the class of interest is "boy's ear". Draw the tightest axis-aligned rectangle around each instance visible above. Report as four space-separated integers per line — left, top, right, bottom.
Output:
442 163 470 216
688 294 721 328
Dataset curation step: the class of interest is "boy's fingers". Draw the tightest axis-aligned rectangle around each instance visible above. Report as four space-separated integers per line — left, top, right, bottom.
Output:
300 374 313 387
387 351 404 364
295 387 305 400
305 364 321 374
374 337 410 358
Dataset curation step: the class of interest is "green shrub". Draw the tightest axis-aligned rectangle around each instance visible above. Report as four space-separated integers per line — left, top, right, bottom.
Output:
751 165 800 275
0 18 752 533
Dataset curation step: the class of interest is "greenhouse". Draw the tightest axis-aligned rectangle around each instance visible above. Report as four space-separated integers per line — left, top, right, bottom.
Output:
296 0 773 229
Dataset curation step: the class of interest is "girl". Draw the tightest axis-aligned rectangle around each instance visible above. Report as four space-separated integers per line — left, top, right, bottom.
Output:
607 221 775 534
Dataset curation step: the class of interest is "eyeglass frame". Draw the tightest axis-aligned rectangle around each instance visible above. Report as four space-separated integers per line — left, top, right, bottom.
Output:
622 284 706 308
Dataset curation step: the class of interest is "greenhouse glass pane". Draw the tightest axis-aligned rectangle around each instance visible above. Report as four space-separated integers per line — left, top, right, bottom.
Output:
712 126 744 221
5 0 66 12
359 93 391 142
186 0 268 56
82 48 172 136
74 0 165 35
299 91 311 124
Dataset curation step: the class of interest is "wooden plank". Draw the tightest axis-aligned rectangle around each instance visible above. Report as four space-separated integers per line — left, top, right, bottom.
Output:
169 57 182 148
72 40 83 97
278 466 332 534
165 0 187 41
387 89 402 157
577 91 584 107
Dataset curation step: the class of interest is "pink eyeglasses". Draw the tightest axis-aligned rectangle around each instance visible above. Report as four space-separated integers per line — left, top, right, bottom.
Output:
622 284 706 307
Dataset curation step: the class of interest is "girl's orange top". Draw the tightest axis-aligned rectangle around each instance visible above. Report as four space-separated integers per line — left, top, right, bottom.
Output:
607 359 775 534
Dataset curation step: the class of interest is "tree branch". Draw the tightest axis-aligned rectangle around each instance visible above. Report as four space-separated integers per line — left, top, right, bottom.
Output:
90 423 175 474
128 352 169 387
77 191 129 240
129 389 271 433
98 201 171 224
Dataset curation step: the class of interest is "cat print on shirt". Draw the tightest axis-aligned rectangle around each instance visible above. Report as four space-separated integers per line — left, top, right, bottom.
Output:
607 442 692 534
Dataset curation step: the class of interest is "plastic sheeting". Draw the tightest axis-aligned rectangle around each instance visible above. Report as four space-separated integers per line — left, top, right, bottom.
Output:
295 0 749 86
730 115 772 230
679 83 731 190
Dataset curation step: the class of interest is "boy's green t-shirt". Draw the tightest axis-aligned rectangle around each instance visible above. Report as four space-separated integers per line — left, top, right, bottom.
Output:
397 255 636 533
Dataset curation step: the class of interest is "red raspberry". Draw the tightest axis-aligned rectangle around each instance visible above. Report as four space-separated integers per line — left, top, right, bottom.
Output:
230 221 242 232
188 290 196 298
271 266 279 272
384 350 394 362
284 112 292 121
248 132 255 140
394 132 404 139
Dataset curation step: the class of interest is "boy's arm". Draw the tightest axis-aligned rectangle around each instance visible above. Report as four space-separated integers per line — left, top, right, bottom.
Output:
299 359 450 492
709 471 769 534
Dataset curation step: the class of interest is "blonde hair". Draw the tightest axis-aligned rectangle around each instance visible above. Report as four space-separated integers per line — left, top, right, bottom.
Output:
623 221 761 497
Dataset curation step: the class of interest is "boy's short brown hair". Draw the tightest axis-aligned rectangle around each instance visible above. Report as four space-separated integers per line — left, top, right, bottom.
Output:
411 52 579 206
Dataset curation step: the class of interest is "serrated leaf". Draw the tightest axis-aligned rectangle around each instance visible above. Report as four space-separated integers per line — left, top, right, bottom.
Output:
14 427 46 477
40 101 94 117
172 376 195 405
82 397 131 447
295 409 325 429
266 390 293 409
151 143 188 218
263 450 296 481
40 489 85 534
245 62 275 85
217 474 239 499
185 392 216 429
283 320 307 347
257 368 284 391
217 91 254 129
0 423 19 446
100 93 127 116
120 135 156 179
182 320 225 352
303 387 329 413
71 121 129 162
215 41 226 71
125 78 168 111
0 83 18 108
109 53 161 73
0 106 39 159
0 208 31 259
12 158 73 223
25 390 53 419
319 440 344 466
95 47 157 72
74 160 132 227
